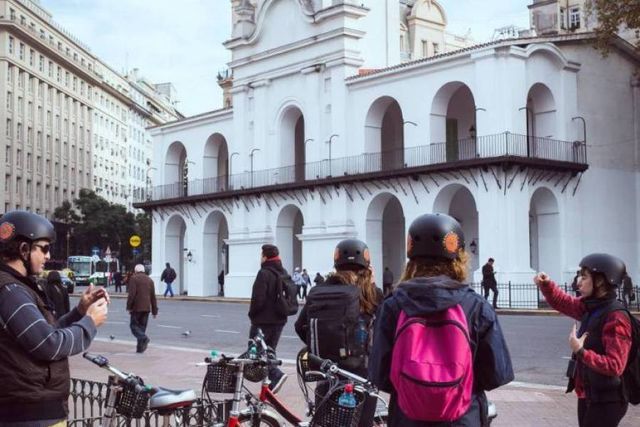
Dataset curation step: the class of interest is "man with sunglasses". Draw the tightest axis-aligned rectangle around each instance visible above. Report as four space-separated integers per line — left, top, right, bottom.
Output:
0 210 109 426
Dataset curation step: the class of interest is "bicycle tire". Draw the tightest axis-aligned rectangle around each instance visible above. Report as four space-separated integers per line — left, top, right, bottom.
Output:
237 412 282 427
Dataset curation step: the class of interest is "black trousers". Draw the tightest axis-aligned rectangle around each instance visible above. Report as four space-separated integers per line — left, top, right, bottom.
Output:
482 283 498 309
249 324 284 381
577 399 628 427
130 312 150 348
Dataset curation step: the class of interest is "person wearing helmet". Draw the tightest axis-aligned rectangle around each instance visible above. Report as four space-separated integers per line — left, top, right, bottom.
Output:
534 254 633 427
295 238 383 427
0 210 109 426
369 213 514 426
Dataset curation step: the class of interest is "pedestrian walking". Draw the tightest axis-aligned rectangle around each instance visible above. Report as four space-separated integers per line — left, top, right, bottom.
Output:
622 273 634 309
482 257 499 309
127 264 158 353
313 272 325 286
218 269 225 296
534 253 634 427
44 270 70 319
383 266 394 296
296 238 383 427
0 210 109 426
248 244 289 393
292 267 305 299
160 262 177 297
369 213 514 426
301 268 311 300
112 270 123 293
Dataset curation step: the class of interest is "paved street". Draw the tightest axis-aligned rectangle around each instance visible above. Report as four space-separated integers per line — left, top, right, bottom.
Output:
76 296 578 386
68 296 640 426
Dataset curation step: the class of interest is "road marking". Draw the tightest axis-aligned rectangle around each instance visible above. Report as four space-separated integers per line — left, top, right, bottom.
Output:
107 321 127 325
215 329 240 334
282 335 299 339
561 356 572 360
200 314 220 318
157 324 182 329
508 381 565 391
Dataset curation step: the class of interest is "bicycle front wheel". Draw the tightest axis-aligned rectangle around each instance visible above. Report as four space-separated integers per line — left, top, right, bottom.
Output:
237 412 282 427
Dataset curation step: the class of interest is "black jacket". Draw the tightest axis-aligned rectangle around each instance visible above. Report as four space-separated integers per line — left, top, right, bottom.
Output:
369 276 514 427
481 263 496 286
248 259 288 326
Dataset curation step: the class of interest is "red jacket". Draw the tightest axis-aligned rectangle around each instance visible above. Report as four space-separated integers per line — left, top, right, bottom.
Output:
539 281 632 398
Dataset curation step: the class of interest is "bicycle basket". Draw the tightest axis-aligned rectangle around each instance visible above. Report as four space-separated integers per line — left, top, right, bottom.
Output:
311 383 365 427
297 347 324 383
239 351 268 383
112 378 150 419
205 361 238 393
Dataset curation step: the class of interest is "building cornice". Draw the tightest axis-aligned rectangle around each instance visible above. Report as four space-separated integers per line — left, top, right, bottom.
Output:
148 108 233 135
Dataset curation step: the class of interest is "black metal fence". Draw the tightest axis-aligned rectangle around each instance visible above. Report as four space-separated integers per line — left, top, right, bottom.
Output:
68 378 216 426
138 132 587 202
469 283 640 311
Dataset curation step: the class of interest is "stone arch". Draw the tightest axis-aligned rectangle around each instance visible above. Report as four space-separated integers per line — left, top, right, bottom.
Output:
529 187 561 280
164 142 187 197
165 214 186 294
276 204 304 273
203 133 229 192
430 82 477 162
203 210 229 296
278 104 305 182
410 0 448 25
364 96 405 170
525 83 557 157
433 184 479 271
366 193 406 285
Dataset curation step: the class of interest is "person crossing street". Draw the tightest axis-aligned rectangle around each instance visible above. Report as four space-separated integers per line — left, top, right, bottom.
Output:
127 264 158 353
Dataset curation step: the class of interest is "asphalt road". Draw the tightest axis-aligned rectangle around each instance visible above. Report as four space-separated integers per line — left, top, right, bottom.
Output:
74 296 577 387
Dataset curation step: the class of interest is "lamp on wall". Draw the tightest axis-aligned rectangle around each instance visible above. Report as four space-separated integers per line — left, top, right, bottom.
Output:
469 238 477 255
186 251 193 263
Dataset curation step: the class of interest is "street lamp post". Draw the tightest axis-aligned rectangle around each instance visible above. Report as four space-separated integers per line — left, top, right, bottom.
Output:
145 166 157 201
249 148 261 187
326 134 338 177
229 152 239 189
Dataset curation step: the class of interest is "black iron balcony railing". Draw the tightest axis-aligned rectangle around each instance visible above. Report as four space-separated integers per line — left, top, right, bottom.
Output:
137 132 587 203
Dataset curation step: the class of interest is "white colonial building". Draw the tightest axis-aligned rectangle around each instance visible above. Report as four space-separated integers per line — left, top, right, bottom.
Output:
139 0 640 305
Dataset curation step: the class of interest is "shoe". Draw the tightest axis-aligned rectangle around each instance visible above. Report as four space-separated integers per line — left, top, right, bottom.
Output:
268 372 288 394
139 337 150 353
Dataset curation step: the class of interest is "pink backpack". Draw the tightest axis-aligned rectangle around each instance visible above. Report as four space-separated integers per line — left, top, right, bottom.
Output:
390 305 473 421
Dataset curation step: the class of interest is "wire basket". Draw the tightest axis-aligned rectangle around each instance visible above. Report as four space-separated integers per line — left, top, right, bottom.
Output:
297 348 325 383
112 379 150 419
311 384 364 427
205 362 238 393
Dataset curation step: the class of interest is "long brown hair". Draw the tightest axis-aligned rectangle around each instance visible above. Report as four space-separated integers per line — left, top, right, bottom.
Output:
328 268 379 315
399 250 470 283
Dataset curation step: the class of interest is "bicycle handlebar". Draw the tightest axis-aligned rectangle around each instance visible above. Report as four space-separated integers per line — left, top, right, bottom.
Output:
204 354 282 367
83 352 151 394
306 353 370 386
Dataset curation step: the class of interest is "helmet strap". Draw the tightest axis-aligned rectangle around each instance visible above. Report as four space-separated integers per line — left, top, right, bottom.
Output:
18 242 33 276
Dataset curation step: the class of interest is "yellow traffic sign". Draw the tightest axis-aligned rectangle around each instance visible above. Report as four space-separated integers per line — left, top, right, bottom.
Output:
129 235 141 248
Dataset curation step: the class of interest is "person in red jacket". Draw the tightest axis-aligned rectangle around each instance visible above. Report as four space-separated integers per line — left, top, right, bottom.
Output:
534 253 633 427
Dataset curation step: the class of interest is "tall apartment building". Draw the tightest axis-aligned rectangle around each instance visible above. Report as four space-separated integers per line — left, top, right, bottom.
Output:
0 0 182 217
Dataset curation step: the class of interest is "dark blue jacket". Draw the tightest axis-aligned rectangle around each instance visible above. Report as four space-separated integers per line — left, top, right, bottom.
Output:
368 276 514 427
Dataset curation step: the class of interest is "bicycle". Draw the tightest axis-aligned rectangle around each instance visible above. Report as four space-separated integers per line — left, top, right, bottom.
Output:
82 352 198 427
201 330 388 426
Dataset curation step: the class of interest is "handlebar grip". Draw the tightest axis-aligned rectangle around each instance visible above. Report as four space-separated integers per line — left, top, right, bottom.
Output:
83 352 109 367
307 352 327 369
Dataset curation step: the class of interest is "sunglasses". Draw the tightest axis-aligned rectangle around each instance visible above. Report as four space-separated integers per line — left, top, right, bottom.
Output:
33 244 51 255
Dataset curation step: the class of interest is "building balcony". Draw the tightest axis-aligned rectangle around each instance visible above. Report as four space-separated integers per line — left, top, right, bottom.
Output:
134 132 588 207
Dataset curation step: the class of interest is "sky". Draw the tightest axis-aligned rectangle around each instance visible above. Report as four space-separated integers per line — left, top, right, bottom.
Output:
39 0 531 117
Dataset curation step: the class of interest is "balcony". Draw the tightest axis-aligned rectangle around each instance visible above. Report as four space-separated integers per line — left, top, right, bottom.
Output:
135 132 588 206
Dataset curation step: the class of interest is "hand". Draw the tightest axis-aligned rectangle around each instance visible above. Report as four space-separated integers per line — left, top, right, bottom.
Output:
78 284 111 315
569 323 587 354
86 298 108 327
533 272 550 287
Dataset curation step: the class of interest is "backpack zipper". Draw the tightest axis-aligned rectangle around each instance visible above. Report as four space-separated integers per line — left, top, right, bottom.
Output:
400 371 465 388
396 318 471 343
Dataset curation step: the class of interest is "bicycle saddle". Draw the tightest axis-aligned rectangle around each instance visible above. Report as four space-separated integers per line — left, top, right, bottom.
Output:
149 387 197 410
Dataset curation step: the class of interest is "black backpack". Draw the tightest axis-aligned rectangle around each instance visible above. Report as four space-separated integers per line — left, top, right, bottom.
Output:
266 267 298 317
593 304 640 405
305 284 364 363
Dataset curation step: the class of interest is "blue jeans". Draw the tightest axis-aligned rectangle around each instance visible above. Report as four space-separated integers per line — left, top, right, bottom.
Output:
164 281 174 297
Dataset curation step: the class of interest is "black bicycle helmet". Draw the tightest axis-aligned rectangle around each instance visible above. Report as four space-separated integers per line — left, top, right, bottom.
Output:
579 253 626 287
407 213 465 260
334 239 370 270
0 210 56 245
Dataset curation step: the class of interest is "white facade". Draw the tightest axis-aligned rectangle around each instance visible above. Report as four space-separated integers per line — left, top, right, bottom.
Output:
143 1 640 302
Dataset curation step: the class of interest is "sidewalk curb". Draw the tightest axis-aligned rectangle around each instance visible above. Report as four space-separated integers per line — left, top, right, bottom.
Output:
72 293 640 316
